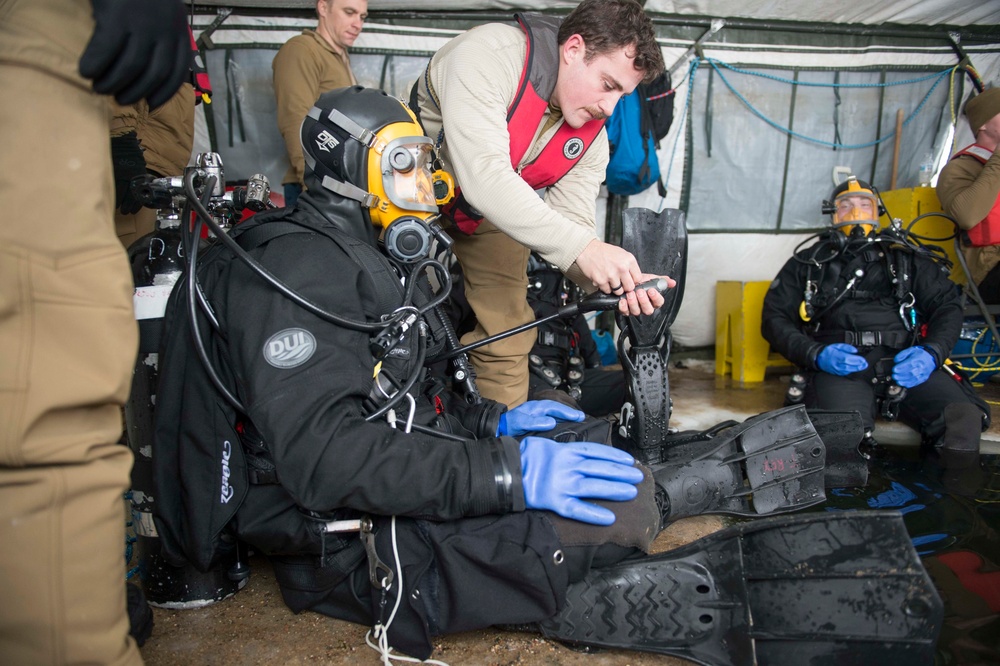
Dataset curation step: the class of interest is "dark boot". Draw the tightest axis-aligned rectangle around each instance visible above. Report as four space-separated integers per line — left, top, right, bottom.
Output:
127 581 154 647
651 405 826 525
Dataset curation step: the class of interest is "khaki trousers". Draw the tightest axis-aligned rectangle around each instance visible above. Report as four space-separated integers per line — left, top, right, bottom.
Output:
451 220 536 407
0 62 142 665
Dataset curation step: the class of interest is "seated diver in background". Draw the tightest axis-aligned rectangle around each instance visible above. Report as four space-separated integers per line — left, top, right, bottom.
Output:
152 88 943 664
762 176 990 477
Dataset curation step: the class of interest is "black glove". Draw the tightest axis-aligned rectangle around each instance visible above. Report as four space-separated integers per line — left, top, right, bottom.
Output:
79 0 192 109
111 132 147 215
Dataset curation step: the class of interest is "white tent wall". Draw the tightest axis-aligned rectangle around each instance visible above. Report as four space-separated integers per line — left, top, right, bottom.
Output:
187 2 1000 348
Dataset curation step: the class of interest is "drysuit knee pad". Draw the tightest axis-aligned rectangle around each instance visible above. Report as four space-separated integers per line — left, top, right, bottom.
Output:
543 465 660 553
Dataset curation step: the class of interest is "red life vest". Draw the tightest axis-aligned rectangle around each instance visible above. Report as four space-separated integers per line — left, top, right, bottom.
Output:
954 143 1000 247
188 27 213 105
443 13 605 235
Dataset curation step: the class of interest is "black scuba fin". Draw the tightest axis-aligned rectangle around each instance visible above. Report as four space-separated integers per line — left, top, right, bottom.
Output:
615 207 687 462
620 206 687 330
651 404 827 523
539 510 943 666
806 409 869 488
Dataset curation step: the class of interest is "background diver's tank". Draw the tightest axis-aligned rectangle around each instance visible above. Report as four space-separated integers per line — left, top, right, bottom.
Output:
124 156 246 608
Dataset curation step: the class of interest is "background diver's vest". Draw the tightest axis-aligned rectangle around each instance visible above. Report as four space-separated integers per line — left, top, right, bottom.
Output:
443 13 605 235
954 143 1000 247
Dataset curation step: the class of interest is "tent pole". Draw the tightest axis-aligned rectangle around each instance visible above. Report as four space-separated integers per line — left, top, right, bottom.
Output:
890 109 904 190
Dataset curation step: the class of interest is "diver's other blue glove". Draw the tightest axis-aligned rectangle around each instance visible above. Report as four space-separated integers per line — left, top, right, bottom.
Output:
816 343 869 376
497 400 585 436
892 346 936 388
519 436 644 525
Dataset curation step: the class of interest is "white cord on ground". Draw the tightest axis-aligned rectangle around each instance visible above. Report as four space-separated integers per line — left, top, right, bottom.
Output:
364 516 450 666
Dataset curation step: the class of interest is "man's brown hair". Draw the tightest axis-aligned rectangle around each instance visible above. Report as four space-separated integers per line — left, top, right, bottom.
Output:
558 0 665 83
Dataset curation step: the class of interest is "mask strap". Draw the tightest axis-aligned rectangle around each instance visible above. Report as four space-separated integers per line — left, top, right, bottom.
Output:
322 176 379 208
328 109 388 154
303 151 380 208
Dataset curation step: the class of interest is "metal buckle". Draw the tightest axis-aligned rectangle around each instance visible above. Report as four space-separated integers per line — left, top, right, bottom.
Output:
858 331 878 347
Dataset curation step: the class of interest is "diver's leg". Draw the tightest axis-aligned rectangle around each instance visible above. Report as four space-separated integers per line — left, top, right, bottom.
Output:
0 53 141 664
805 371 878 432
450 220 535 407
899 370 987 469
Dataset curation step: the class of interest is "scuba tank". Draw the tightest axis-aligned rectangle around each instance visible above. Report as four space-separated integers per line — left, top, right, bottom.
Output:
123 154 245 608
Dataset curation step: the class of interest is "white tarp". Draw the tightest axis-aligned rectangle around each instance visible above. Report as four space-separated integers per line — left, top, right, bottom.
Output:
194 0 1000 27
189 2 1000 347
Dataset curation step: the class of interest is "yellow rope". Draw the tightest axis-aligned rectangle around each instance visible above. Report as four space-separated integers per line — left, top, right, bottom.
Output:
953 326 1000 379
948 65 959 127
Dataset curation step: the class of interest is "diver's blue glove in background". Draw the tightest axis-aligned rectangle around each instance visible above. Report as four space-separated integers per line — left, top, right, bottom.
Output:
817 343 869 376
497 400 585 436
519 437 643 525
892 346 936 388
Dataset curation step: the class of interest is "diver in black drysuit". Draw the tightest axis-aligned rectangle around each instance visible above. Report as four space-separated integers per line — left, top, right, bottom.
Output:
762 177 989 472
154 86 662 660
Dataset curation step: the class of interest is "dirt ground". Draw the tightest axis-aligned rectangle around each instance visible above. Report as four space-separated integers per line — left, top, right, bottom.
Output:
139 515 726 666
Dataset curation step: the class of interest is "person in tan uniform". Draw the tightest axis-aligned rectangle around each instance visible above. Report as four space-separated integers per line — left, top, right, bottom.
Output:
111 83 197 249
273 0 367 207
937 87 1000 303
0 0 190 663
413 0 672 407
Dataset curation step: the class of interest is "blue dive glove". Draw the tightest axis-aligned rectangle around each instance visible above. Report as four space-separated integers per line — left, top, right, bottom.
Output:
892 346 936 388
519 436 644 525
816 343 869 376
497 400 585 436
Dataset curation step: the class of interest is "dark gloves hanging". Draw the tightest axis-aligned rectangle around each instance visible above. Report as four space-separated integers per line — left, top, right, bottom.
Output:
110 131 147 215
79 0 192 109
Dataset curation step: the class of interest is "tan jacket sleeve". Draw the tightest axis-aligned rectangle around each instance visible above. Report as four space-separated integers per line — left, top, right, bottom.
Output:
108 100 148 139
274 36 322 186
273 33 354 186
936 147 1000 230
108 85 194 178
141 83 195 177
427 24 602 276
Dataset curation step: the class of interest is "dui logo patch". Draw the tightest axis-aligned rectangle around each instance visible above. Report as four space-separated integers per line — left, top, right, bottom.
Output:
563 137 584 160
315 129 340 153
263 328 317 368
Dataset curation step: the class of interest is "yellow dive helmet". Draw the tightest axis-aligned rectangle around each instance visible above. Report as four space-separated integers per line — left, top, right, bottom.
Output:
300 86 454 231
829 176 880 237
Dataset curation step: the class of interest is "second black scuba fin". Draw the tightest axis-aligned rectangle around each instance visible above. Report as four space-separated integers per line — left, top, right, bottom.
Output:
649 404 827 523
539 511 943 666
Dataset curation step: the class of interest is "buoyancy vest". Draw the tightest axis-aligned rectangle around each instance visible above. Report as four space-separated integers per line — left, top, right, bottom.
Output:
953 143 1000 247
188 27 212 104
442 13 606 235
